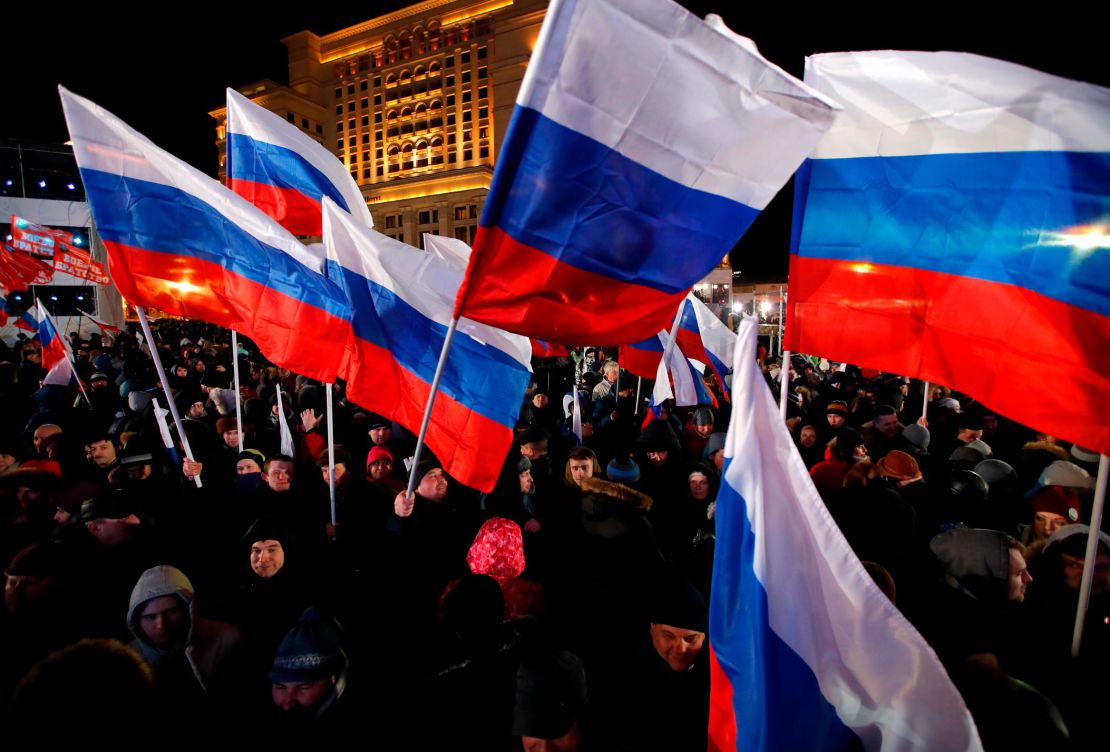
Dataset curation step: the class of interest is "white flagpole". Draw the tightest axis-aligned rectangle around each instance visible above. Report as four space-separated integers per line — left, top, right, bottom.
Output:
636 375 643 409
404 317 460 500
779 350 791 421
231 330 244 453
921 381 931 422
1071 454 1108 657
136 306 201 488
326 382 337 529
275 382 295 457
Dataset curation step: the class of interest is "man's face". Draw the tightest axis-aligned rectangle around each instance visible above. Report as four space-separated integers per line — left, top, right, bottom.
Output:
250 539 285 578
1008 549 1032 602
650 623 706 673
321 463 347 487
694 422 713 439
418 468 448 501
0 453 17 473
87 440 117 468
272 678 332 714
958 427 983 443
222 429 241 449
189 401 207 419
875 414 899 438
606 369 618 383
139 594 189 648
827 413 845 428
800 427 817 448
647 450 668 467
33 426 61 454
532 394 548 409
1062 552 1110 594
265 460 294 492
368 458 391 481
568 459 593 485
519 469 535 495
4 573 58 614
1032 511 1069 541
899 383 909 396
174 366 188 378
369 426 391 446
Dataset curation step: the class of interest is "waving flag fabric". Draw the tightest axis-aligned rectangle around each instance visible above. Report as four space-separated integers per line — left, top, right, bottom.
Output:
225 88 374 237
36 301 76 386
453 0 838 344
60 86 353 385
423 233 472 270
531 339 569 358
786 51 1110 455
709 317 982 752
323 200 531 492
675 294 736 400
620 333 665 380
80 309 122 335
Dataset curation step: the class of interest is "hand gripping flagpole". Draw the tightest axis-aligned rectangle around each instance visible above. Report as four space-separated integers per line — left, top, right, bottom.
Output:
1071 454 1108 657
230 330 244 453
136 306 201 488
404 316 461 500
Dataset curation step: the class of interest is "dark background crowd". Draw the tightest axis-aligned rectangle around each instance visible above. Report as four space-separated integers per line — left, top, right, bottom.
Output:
0 321 1106 750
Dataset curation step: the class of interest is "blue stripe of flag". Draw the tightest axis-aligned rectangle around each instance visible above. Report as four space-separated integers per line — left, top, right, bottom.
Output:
227 133 352 213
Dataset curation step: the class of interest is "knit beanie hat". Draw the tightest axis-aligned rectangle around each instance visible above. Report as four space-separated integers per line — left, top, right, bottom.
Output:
901 423 930 451
268 607 347 683
606 456 641 484
1029 486 1081 523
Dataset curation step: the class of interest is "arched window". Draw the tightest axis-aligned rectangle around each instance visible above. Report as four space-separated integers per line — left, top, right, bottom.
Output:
415 103 427 115
400 69 412 81
401 106 412 118
415 65 426 77
387 110 398 121
430 99 443 111
428 62 441 75
430 136 443 148
385 73 397 86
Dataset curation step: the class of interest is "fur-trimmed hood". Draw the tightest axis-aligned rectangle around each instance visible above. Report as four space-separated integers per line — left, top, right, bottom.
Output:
579 476 653 512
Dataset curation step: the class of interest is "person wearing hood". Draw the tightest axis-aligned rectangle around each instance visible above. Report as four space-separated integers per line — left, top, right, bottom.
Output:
448 516 546 621
127 565 247 715
917 527 1030 668
634 419 685 500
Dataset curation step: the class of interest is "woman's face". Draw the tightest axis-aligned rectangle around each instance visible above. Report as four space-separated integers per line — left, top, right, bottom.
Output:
689 472 710 501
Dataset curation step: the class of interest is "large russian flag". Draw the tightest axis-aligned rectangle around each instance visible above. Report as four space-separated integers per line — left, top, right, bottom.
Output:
60 87 353 385
786 51 1110 455
710 317 982 751
323 200 532 493
225 88 375 237
675 294 736 400
454 0 838 345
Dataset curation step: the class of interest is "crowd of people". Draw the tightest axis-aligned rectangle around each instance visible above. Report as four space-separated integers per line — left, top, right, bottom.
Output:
0 321 1106 750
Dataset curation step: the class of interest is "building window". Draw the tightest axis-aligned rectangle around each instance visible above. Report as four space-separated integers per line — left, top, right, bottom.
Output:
337 122 344 132
349 119 356 130
479 127 488 139
361 98 369 109
376 148 383 158
351 153 358 163
461 51 470 64
348 84 356 95
362 134 371 144
286 112 295 123
462 91 472 103
448 152 457 163
301 118 309 129
348 137 356 147
348 101 356 112
336 139 344 150
335 87 343 98
335 105 343 115
479 107 488 120
374 94 382 105
445 55 454 68
480 145 489 158
463 110 472 123
447 114 456 126
374 76 382 87
462 71 471 84
463 130 472 142
463 149 472 160
446 95 455 107
377 166 384 176
363 168 372 179
362 116 370 127
478 67 487 80
448 133 456 145
478 87 488 100
446 75 455 87
375 113 382 123
316 124 323 134
478 46 488 60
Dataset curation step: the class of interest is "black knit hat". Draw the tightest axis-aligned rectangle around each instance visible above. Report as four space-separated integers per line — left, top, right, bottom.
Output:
649 578 707 633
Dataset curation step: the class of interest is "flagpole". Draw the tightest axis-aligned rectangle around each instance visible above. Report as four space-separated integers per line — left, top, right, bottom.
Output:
779 350 791 421
326 382 337 530
921 381 930 422
230 330 244 453
404 316 460 500
1071 454 1108 657
136 306 201 488
636 375 642 411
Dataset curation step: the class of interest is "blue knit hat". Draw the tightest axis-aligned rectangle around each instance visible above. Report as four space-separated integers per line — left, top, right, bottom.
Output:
269 608 347 683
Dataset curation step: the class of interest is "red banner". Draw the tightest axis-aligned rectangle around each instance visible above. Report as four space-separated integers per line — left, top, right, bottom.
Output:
9 215 79 258
2 245 54 285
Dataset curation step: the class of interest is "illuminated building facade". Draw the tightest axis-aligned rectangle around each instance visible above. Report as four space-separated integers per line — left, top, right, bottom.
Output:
209 0 547 246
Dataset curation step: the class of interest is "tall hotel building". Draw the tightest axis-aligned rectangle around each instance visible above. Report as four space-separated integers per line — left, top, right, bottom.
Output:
209 0 547 245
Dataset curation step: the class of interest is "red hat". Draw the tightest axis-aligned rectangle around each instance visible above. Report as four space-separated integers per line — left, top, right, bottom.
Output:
1030 486 1081 523
366 445 393 473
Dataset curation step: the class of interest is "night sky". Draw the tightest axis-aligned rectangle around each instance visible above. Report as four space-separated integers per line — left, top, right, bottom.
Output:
7 3 1104 280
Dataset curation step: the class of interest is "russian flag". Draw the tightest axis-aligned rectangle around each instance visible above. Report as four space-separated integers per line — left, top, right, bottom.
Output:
710 316 982 751
786 51 1110 455
531 339 569 359
323 200 532 493
453 0 838 345
225 88 374 237
423 233 472 270
36 301 76 386
14 304 40 333
675 294 736 401
60 86 354 385
620 334 664 380
80 309 122 335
